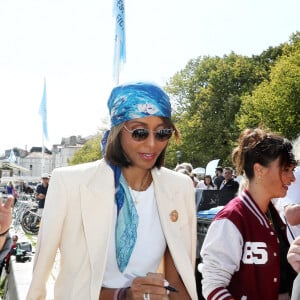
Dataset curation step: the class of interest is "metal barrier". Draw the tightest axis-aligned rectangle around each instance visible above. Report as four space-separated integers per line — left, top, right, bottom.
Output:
5 256 32 300
196 189 236 211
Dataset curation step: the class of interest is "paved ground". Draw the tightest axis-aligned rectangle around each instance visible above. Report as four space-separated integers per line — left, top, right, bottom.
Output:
3 226 59 300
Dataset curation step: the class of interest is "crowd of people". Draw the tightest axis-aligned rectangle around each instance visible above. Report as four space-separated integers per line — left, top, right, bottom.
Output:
175 163 240 194
1 82 300 300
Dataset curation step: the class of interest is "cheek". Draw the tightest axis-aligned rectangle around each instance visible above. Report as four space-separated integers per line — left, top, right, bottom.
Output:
280 171 292 184
269 173 282 187
120 136 136 154
155 142 169 158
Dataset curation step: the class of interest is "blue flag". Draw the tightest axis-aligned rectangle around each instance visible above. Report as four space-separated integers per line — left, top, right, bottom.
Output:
113 0 126 82
39 79 48 140
8 149 16 163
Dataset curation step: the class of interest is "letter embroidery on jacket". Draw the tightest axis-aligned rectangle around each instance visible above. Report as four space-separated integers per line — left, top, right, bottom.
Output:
242 242 268 264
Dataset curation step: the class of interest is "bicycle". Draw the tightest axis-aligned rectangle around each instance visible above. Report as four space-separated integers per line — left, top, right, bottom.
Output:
21 208 40 235
12 197 40 235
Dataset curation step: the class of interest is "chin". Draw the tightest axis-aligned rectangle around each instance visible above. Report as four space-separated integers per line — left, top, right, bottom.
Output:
277 191 287 198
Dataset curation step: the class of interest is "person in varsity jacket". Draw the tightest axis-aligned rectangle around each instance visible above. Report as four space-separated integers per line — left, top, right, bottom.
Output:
199 128 297 300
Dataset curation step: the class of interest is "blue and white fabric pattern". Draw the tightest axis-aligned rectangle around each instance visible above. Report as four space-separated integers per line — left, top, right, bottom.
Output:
115 174 139 272
107 82 171 127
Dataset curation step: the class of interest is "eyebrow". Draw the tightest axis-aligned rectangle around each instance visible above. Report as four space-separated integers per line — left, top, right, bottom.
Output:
126 120 166 127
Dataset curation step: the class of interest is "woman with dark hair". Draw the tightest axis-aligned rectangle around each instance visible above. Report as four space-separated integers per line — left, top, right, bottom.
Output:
203 175 215 190
199 128 297 300
26 82 198 300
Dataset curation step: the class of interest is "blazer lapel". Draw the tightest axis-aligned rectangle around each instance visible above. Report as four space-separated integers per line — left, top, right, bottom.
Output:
80 162 115 298
152 168 196 297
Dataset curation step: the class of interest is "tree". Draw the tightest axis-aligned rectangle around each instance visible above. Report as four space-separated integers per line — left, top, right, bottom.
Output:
68 135 102 165
237 33 300 140
251 45 284 77
165 52 268 168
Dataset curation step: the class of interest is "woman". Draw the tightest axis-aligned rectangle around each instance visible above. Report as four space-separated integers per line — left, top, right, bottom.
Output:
202 175 214 190
199 128 297 299
26 82 198 300
6 182 14 195
6 181 17 205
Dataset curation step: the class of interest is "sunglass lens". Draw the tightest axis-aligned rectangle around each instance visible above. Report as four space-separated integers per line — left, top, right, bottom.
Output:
155 129 173 141
132 129 149 141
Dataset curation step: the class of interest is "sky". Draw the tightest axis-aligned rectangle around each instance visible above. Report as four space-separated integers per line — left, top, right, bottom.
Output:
0 0 300 156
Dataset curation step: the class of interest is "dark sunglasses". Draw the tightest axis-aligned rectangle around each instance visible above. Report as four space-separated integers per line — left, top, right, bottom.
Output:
123 125 173 142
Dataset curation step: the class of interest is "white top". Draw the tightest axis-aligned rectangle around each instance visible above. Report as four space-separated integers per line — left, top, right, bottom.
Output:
102 183 166 288
197 180 215 190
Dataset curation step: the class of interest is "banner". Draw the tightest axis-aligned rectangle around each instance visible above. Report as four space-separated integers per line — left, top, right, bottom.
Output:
39 79 48 140
113 0 126 83
205 159 220 177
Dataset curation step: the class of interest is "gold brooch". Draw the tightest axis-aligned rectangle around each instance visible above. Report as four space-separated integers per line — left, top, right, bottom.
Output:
170 210 178 222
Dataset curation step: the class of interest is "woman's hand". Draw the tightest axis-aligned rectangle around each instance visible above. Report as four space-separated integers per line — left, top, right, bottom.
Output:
128 273 169 300
0 195 13 234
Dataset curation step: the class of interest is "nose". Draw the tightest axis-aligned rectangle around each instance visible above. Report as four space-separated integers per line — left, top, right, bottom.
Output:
292 172 296 182
144 131 156 147
291 171 296 183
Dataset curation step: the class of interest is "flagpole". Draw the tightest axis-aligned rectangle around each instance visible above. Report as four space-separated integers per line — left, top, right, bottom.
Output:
115 37 121 85
113 0 126 85
39 78 48 175
41 132 45 175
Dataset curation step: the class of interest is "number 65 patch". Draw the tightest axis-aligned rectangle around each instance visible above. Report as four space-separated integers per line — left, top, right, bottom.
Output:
242 242 268 264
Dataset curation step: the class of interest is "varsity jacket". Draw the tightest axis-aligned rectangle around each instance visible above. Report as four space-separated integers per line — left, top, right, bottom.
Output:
200 190 280 300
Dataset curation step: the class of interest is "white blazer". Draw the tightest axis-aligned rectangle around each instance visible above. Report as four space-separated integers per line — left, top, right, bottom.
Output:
26 159 198 300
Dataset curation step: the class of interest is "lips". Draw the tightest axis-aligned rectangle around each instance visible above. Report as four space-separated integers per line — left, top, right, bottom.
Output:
140 153 156 160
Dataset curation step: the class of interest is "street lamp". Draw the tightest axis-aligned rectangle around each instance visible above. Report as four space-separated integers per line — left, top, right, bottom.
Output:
176 150 182 165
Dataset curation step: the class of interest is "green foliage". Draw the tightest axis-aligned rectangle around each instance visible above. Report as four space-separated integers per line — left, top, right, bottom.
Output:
251 45 284 77
0 275 7 297
237 34 300 140
68 135 102 165
165 31 300 169
165 52 268 168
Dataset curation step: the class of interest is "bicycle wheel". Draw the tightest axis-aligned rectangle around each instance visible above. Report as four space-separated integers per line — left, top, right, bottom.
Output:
21 211 40 235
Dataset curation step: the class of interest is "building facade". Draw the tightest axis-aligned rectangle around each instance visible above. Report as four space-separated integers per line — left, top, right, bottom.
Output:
0 135 91 181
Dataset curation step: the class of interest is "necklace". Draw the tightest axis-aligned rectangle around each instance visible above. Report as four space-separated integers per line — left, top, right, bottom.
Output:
130 171 150 205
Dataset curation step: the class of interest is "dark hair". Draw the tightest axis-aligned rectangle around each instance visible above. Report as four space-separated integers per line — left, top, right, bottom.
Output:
105 117 180 168
204 175 214 187
232 128 296 180
224 167 233 174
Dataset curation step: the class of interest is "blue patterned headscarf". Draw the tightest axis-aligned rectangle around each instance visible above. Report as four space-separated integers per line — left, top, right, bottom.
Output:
107 82 171 127
102 82 172 272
